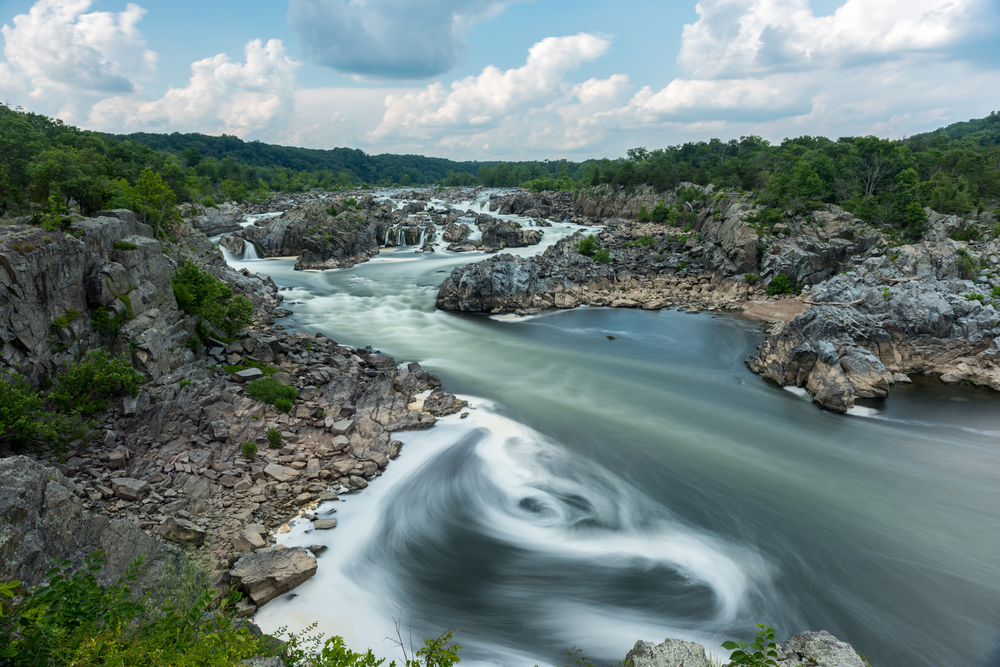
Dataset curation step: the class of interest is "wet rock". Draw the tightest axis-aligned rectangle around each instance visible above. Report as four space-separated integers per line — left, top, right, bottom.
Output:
623 638 712 667
230 545 318 606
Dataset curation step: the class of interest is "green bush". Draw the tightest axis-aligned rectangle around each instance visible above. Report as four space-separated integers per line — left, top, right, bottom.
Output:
187 337 202 353
51 309 82 329
241 441 258 460
576 234 599 256
744 272 759 285
50 349 144 416
245 377 298 407
0 369 50 448
636 205 651 222
650 202 670 223
766 274 799 296
202 196 217 208
593 248 612 264
171 261 253 336
274 397 293 413
113 240 138 250
266 428 283 448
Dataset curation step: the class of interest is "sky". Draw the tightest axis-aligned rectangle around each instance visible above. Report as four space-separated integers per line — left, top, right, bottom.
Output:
1 0 998 161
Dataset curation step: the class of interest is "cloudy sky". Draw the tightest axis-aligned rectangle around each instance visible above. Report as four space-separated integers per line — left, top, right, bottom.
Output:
1 0 998 160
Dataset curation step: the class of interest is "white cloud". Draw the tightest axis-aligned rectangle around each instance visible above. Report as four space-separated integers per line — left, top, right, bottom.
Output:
678 0 987 79
1 0 155 96
368 33 627 154
90 39 299 138
288 0 522 79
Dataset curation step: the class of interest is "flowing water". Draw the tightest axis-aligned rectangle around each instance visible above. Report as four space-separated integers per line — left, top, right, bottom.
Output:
224 198 1000 667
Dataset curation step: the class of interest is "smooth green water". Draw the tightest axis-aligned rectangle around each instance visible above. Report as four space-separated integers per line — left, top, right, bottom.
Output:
231 210 1000 667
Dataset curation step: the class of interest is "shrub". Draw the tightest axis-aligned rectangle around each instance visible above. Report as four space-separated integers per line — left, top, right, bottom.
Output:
576 234 599 256
593 248 612 264
966 292 985 303
274 397 293 413
113 240 138 250
636 205 651 222
171 260 253 336
650 202 670 223
49 349 144 416
266 428 283 448
178 379 191 387
202 196 217 208
0 369 48 448
766 274 798 296
92 305 127 338
316 409 325 419
241 441 258 460
52 309 82 329
744 272 759 285
245 377 298 406
187 337 202 353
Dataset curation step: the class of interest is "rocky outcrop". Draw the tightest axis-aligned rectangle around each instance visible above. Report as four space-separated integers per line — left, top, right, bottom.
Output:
182 203 243 235
442 223 471 243
749 240 1000 411
622 632 866 667
0 211 194 381
0 455 184 588
229 545 317 605
490 190 575 220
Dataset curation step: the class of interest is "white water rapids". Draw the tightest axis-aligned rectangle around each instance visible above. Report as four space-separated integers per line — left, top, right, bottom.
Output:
221 191 1000 667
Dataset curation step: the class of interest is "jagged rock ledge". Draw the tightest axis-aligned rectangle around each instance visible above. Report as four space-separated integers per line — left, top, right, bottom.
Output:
624 631 868 667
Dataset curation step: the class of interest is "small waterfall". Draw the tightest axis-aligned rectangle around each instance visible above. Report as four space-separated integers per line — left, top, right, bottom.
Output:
384 227 391 246
418 229 427 247
243 242 262 260
397 229 405 246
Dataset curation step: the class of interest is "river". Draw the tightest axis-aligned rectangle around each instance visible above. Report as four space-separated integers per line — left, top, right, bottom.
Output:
222 195 1000 667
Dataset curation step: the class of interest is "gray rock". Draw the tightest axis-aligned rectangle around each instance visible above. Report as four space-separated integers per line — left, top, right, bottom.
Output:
0 456 184 588
313 519 337 530
233 529 267 553
112 477 150 501
230 546 317 605
623 638 712 667
779 631 867 667
240 656 285 667
160 517 207 547
423 391 469 416
233 368 264 382
264 463 299 482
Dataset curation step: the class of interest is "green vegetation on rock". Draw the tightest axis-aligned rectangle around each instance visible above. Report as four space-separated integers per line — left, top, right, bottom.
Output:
171 260 253 337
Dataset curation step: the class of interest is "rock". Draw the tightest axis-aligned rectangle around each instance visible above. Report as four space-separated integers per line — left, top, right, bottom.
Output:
230 546 318 605
779 631 867 667
160 517 207 547
211 419 230 441
623 638 712 667
233 529 268 553
0 456 185 588
313 519 337 530
233 368 264 382
348 475 368 489
111 477 150 501
264 463 299 482
423 392 469 416
241 656 285 667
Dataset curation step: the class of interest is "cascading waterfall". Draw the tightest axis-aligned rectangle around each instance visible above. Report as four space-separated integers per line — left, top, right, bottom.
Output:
418 229 427 247
384 227 391 246
396 228 405 246
242 242 262 260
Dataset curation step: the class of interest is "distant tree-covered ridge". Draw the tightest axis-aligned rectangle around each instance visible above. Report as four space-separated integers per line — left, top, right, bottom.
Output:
2 102 997 242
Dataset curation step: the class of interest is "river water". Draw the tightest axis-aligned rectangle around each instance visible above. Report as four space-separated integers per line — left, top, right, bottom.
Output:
223 197 1000 667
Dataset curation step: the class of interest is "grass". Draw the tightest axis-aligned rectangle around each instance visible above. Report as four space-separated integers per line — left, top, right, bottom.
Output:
113 240 139 250
245 377 298 407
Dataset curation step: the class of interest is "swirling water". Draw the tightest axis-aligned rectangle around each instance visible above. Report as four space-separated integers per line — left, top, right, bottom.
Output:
225 204 1000 667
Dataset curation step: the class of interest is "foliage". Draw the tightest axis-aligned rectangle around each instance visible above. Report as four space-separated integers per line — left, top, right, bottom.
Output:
49 349 143 416
113 240 138 250
636 205 651 221
744 272 759 285
0 369 50 448
722 624 779 667
274 397 293 413
766 274 799 296
51 309 82 329
0 551 281 667
266 428 283 448
577 234 599 256
91 306 128 338
593 248 612 264
954 248 983 279
650 202 670 223
241 441 258 460
245 377 298 407
171 261 253 336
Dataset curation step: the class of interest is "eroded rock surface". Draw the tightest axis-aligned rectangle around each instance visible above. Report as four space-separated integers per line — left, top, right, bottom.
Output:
230 545 317 605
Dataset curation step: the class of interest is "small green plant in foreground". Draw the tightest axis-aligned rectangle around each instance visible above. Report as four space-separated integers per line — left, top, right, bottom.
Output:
241 440 258 460
744 272 759 285
766 274 799 296
577 234 599 256
722 623 779 667
266 428 283 448
593 247 612 264
275 397 293 413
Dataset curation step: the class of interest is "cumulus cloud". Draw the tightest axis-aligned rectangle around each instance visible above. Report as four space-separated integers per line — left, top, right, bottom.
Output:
369 33 626 152
287 0 521 79
677 0 989 79
90 39 299 139
1 0 156 96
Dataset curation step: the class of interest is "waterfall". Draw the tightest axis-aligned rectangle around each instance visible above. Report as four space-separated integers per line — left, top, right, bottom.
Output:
384 227 391 246
397 229 405 246
418 229 427 247
243 242 262 260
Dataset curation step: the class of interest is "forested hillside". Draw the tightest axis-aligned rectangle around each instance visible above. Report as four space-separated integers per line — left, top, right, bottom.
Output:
2 101 997 242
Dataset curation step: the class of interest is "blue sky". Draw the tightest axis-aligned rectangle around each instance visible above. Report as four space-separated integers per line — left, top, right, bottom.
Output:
1 0 998 160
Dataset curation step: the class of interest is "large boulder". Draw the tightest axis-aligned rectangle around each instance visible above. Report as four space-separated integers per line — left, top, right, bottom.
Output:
0 456 184 587
623 638 712 667
778 631 867 667
229 545 317 606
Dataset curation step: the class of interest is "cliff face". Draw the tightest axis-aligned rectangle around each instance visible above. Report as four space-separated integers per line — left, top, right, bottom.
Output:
0 210 192 381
